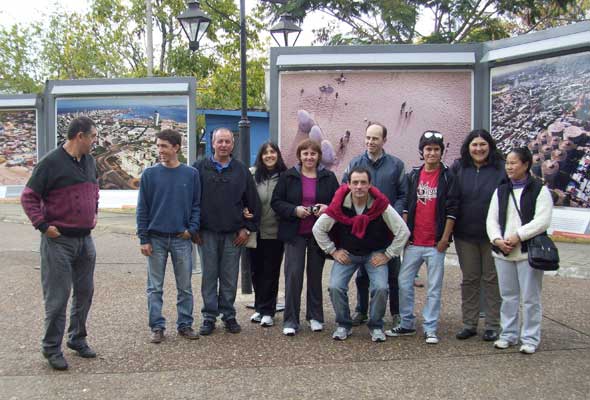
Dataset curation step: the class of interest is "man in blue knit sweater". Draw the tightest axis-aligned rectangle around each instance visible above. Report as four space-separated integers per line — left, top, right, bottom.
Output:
136 129 201 343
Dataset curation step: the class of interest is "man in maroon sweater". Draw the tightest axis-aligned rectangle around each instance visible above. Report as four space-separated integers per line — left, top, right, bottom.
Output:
21 116 99 370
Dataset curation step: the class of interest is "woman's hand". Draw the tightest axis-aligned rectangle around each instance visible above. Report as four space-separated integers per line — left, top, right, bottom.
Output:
314 204 328 216
243 207 254 219
505 234 521 248
295 206 312 219
494 238 514 255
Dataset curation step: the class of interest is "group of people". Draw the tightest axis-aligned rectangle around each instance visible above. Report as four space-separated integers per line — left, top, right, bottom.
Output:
21 116 554 371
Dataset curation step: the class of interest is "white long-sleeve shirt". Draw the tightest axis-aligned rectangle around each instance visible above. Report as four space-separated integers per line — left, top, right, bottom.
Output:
312 192 410 259
486 185 553 261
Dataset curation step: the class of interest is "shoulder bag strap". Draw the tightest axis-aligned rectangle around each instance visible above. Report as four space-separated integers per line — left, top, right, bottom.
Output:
509 189 524 223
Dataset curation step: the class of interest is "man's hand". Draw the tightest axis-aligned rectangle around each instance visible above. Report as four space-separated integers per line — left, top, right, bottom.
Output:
192 232 203 245
233 228 250 246
141 243 153 257
436 237 450 253
176 230 191 240
331 249 351 265
45 226 61 239
370 252 390 267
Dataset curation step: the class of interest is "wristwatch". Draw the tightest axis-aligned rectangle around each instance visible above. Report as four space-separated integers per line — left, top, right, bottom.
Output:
244 229 251 236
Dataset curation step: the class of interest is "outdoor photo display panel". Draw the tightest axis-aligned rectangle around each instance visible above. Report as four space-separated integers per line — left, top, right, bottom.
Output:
279 70 473 179
0 109 37 185
491 51 590 208
56 95 189 190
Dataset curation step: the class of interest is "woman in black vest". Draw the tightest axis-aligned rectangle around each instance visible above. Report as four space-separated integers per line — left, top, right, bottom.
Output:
271 139 339 336
486 147 553 354
452 130 506 342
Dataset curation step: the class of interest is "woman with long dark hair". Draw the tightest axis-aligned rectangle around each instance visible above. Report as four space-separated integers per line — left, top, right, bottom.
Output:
246 142 287 327
486 147 553 354
452 129 507 342
271 139 339 336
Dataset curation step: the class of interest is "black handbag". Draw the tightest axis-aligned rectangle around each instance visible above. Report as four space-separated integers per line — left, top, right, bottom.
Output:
510 190 559 271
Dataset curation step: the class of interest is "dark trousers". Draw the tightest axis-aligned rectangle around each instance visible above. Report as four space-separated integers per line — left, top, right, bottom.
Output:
283 235 326 329
40 234 96 355
249 238 284 316
355 256 400 316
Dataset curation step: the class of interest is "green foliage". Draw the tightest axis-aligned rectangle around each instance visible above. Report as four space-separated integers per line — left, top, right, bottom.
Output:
0 25 43 93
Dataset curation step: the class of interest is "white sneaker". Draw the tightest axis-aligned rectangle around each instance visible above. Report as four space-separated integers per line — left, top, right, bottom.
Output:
309 319 323 332
260 315 274 327
371 328 386 343
425 332 440 344
283 327 296 336
519 344 536 354
332 327 352 341
494 339 515 349
250 312 261 323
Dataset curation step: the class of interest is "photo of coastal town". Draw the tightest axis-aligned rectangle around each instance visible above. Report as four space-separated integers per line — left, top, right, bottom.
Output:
491 51 590 208
56 96 189 190
0 110 37 186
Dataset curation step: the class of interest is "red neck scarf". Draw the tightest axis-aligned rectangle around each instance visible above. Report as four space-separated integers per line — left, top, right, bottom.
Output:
325 184 390 239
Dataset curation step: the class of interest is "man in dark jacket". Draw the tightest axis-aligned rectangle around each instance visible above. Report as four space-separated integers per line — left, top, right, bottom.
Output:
386 130 459 345
21 116 99 370
193 127 260 336
342 123 407 327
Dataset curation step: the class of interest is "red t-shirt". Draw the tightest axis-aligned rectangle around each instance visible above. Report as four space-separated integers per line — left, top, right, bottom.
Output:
412 167 440 246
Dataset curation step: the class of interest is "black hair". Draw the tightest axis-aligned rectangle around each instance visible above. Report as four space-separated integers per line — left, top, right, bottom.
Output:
509 147 533 173
348 166 372 183
253 141 287 183
367 122 387 139
459 129 504 168
418 130 445 158
66 116 96 140
156 129 182 149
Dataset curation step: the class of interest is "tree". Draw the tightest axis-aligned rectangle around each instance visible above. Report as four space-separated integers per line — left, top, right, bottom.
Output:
0 24 43 93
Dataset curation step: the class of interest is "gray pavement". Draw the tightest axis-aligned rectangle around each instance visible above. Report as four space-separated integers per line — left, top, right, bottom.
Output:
0 202 589 399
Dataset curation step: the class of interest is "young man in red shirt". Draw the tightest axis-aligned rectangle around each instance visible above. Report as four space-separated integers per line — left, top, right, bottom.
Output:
386 131 459 344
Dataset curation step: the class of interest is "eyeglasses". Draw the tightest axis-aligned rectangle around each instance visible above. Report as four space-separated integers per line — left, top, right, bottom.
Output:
423 131 443 139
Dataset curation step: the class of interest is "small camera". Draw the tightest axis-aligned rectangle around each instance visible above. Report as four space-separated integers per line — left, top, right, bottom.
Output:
308 205 320 214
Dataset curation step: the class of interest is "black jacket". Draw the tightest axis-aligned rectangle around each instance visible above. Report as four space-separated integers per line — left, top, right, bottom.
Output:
271 166 339 242
193 158 260 234
451 159 507 241
405 164 459 243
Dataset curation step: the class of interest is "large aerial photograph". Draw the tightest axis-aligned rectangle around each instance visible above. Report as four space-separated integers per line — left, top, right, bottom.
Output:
491 51 590 207
0 110 37 186
56 96 188 190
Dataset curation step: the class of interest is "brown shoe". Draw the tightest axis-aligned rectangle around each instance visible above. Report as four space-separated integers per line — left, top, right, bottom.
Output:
178 326 199 340
150 329 164 344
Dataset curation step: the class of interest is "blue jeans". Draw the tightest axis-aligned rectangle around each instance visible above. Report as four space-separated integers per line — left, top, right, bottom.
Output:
329 252 389 330
147 235 194 331
199 230 242 322
398 245 446 333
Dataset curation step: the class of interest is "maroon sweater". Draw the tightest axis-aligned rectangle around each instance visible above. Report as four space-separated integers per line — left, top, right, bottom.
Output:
21 146 99 237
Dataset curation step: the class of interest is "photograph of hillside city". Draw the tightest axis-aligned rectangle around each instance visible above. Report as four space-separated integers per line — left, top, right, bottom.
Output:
491 51 590 208
57 96 188 190
0 110 37 186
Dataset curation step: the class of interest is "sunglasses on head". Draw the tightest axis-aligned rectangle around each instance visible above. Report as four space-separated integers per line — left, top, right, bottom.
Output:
423 131 443 139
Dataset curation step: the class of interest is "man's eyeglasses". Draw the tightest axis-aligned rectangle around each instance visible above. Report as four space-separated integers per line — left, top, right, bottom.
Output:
423 131 443 139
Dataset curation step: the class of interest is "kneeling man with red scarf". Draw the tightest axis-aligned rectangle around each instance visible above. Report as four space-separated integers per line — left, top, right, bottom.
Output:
312 166 409 342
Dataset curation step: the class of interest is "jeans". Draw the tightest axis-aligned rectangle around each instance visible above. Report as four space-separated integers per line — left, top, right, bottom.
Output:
250 238 284 316
40 234 96 356
147 235 194 331
455 238 501 330
329 252 389 330
283 235 326 330
398 245 446 334
494 258 544 347
200 230 242 322
354 256 400 316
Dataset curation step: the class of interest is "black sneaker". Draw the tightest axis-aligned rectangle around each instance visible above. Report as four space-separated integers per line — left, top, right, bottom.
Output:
351 312 368 326
385 326 416 337
455 328 477 340
224 318 242 334
482 330 499 342
66 342 97 358
42 352 68 371
150 329 165 344
178 326 200 340
199 320 216 336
